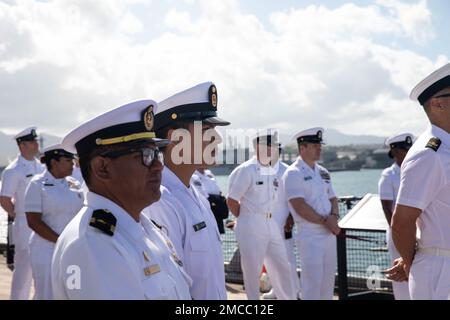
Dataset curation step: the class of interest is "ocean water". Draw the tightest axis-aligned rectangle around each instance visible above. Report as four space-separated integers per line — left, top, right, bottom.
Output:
215 168 383 197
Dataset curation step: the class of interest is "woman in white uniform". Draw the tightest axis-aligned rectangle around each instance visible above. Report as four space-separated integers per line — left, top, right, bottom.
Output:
24 144 84 300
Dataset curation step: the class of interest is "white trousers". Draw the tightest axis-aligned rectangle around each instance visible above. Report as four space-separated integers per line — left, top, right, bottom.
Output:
10 217 33 300
29 239 54 300
296 228 336 300
409 251 450 300
386 228 410 300
235 214 296 300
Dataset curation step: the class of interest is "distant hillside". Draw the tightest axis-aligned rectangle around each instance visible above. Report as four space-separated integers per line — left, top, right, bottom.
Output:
0 128 386 166
0 131 61 167
279 128 385 147
324 129 385 146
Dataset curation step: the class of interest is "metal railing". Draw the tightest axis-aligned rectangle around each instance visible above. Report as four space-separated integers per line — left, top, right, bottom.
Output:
223 196 394 299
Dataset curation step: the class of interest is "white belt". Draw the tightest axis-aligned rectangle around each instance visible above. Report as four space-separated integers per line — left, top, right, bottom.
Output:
241 212 272 219
418 247 450 258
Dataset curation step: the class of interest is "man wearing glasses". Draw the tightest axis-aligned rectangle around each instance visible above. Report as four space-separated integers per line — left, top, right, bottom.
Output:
143 82 230 300
389 63 450 300
51 100 192 299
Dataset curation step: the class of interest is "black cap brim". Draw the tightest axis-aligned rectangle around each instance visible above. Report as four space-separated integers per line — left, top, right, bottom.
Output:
202 116 230 126
126 137 171 149
152 138 171 148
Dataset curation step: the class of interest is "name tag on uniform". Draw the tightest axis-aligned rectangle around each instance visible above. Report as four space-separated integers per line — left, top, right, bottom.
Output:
44 183 54 186
304 176 312 181
256 181 264 185
26 174 33 178
193 221 206 232
143 264 161 276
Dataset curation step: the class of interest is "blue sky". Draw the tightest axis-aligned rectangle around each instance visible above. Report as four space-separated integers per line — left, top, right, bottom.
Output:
0 0 448 138
239 0 450 59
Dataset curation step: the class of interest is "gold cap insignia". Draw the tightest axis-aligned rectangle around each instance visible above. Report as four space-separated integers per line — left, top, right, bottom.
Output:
171 113 178 120
143 105 154 131
209 85 218 109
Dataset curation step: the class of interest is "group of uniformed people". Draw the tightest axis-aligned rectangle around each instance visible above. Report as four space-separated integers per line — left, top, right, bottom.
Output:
0 62 449 300
227 127 339 300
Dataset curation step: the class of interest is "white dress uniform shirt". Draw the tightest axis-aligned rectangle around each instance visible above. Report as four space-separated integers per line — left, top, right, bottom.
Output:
1 156 44 220
0 155 44 300
284 157 336 229
272 162 290 227
378 163 400 205
70 167 82 184
378 163 410 300
191 170 222 198
143 167 226 300
24 170 84 299
228 158 296 300
283 157 337 300
51 191 192 300
396 124 450 300
229 158 282 217
70 166 88 197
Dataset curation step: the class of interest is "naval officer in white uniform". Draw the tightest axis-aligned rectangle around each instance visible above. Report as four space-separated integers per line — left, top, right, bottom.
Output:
227 130 297 300
143 82 229 300
0 127 44 300
24 144 84 299
51 99 191 299
389 63 450 300
283 127 340 300
378 133 413 300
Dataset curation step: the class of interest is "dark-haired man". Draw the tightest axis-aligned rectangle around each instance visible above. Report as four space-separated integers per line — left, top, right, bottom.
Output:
389 63 450 300
144 82 230 300
51 100 191 299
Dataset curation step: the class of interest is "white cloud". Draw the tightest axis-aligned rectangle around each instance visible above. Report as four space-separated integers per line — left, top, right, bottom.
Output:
0 0 447 139
376 0 434 44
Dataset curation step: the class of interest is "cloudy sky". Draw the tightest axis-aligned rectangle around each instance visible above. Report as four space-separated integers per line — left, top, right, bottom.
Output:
0 0 449 139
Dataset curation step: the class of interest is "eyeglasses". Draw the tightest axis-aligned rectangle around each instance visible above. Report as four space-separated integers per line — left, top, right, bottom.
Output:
100 147 164 167
434 93 450 99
